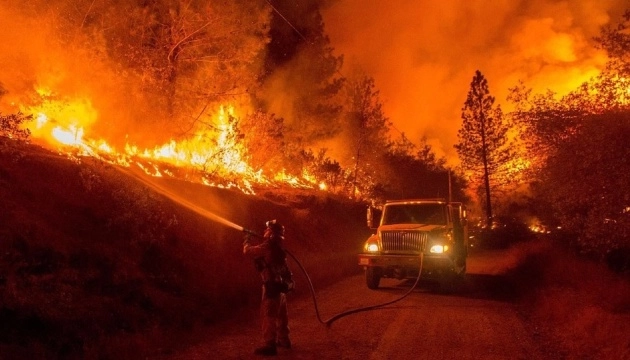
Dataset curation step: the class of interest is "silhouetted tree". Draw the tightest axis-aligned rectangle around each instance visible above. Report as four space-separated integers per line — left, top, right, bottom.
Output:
342 75 391 199
509 9 630 180
257 0 345 148
17 0 271 129
533 114 630 259
0 112 32 141
415 136 447 170
595 9 630 75
508 82 586 179
455 70 512 227
377 134 459 200
506 11 630 263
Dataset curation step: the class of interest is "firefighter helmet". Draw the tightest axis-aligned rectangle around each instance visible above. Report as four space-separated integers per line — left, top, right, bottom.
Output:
265 219 285 236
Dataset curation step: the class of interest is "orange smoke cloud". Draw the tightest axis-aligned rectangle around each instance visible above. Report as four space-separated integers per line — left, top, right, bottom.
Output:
322 0 626 162
0 4 168 149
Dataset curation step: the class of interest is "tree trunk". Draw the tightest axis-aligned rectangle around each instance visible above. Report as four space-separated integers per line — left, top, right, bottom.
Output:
479 109 493 228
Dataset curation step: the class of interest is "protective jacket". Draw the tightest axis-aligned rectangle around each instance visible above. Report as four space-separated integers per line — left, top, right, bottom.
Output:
243 227 292 350
243 233 292 296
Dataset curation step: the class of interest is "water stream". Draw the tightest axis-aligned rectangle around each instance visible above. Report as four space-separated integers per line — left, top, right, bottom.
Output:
116 164 246 233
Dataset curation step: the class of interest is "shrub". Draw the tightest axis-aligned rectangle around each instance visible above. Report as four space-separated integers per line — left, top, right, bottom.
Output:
0 112 32 141
478 217 535 249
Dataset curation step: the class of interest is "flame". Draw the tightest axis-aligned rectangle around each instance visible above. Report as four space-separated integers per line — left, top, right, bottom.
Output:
52 125 84 146
17 92 327 195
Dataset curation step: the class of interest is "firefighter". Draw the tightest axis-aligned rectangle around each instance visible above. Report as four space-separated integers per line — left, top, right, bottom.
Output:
243 219 293 356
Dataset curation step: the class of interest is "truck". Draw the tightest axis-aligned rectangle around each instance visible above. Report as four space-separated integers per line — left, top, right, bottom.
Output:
358 199 468 289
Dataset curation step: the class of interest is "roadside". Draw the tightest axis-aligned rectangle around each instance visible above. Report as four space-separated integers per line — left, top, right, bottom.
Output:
506 240 630 360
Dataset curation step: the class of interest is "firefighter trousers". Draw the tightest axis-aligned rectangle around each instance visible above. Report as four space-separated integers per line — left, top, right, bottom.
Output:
261 286 290 346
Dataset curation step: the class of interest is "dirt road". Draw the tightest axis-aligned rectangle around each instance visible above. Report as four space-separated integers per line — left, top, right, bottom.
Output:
168 247 549 360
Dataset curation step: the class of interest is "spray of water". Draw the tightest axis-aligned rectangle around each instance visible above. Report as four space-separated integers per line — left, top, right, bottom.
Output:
115 163 410 326
116 164 247 233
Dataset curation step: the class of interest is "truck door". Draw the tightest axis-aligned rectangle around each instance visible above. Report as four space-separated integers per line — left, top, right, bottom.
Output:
451 204 467 259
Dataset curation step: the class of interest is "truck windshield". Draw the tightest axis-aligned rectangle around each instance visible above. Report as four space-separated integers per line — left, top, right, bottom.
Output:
382 203 446 225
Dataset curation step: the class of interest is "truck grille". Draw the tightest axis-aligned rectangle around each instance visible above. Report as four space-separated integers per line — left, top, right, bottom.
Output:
381 231 427 253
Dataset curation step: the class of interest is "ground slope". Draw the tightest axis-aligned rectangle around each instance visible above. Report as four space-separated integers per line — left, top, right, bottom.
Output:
0 140 370 359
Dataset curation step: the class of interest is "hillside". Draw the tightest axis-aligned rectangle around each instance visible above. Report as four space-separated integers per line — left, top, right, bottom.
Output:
0 139 371 359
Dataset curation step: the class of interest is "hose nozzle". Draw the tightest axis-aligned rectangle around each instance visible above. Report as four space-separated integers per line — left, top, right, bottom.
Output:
242 228 262 238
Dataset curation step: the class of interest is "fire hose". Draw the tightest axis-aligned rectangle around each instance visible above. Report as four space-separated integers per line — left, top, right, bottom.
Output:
117 166 425 327
243 228 424 327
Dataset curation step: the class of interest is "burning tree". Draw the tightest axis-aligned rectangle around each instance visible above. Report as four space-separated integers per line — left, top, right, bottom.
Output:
9 0 271 142
455 71 513 228
239 110 286 173
0 1 465 203
0 112 32 142
109 0 270 120
0 1 342 193
507 10 630 267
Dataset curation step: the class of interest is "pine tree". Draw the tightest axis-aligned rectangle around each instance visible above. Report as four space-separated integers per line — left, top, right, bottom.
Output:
259 0 345 147
455 70 512 227
344 75 391 199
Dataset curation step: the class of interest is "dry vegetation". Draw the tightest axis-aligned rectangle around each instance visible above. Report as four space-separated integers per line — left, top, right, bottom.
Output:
1 139 629 359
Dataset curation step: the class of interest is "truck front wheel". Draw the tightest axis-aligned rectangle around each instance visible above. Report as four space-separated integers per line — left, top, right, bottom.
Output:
366 267 382 289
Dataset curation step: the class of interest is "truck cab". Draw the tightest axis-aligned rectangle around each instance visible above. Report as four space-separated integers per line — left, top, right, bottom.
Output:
358 199 468 289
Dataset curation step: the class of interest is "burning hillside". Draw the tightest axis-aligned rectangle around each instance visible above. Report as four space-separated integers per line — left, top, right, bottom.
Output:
0 2 332 195
15 96 324 194
0 135 371 359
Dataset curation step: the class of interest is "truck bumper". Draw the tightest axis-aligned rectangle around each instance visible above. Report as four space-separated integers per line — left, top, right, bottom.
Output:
358 254 422 267
358 253 455 278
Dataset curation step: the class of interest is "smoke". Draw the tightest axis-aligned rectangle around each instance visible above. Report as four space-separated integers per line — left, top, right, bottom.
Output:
0 6 52 108
322 0 627 162
2 1 627 166
0 3 175 148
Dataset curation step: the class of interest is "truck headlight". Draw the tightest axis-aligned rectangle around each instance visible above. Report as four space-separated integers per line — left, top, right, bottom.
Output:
365 240 379 252
429 244 449 253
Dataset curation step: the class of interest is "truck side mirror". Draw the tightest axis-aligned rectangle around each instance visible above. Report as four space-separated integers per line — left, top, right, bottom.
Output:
367 206 381 229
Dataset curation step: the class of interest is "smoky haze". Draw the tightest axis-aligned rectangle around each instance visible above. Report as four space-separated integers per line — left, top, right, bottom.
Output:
322 0 626 162
2 1 627 167
0 4 154 147
0 2 257 150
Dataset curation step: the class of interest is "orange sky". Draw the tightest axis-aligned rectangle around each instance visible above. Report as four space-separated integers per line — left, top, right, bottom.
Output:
322 0 626 162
